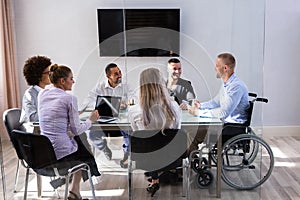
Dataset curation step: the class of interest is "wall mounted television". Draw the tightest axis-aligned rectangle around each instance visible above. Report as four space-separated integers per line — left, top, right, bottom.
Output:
97 9 180 57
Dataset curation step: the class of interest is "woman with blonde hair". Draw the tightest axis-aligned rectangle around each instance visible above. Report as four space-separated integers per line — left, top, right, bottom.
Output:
128 67 181 196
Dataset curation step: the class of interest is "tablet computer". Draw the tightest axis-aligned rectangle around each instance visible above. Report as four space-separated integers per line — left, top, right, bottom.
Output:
95 96 122 122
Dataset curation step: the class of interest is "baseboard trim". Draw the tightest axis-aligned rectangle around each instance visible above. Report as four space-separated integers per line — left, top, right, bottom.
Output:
254 126 300 136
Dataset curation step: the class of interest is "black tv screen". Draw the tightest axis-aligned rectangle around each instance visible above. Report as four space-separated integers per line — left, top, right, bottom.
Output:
97 9 180 57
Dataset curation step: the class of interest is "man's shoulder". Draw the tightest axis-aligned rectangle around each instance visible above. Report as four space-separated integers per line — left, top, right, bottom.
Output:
118 82 135 91
93 80 109 92
177 77 192 86
231 75 247 88
97 80 108 87
227 75 248 94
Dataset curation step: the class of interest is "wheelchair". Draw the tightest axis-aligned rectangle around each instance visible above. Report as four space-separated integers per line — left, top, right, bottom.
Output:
190 93 274 190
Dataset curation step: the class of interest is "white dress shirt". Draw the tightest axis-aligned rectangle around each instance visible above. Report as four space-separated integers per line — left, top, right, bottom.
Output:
19 85 42 132
79 80 136 112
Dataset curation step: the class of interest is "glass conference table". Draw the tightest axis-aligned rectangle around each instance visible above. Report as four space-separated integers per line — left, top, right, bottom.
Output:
33 110 223 198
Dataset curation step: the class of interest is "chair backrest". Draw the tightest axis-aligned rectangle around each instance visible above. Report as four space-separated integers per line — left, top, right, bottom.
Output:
3 108 27 159
3 108 26 139
130 129 187 172
244 93 268 127
10 130 57 169
243 93 257 126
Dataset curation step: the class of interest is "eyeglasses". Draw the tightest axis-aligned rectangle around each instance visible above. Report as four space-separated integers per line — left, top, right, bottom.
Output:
42 71 50 75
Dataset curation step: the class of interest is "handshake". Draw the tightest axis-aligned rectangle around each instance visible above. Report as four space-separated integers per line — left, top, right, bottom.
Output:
187 99 201 116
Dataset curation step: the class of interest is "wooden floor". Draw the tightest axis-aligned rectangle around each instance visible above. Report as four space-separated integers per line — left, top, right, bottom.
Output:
1 135 300 200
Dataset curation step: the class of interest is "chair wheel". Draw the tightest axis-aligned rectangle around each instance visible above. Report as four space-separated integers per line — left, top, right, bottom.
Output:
195 170 214 188
191 157 208 173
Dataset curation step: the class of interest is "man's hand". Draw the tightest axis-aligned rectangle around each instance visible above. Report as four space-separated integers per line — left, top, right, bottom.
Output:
179 103 188 110
120 101 128 110
193 99 201 109
188 99 201 116
88 110 100 122
188 106 199 116
180 100 190 110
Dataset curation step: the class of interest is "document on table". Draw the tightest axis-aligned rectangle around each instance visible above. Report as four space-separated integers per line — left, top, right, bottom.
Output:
198 109 214 118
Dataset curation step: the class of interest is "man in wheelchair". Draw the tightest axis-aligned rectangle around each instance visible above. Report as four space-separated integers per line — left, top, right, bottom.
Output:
188 52 249 150
187 53 274 190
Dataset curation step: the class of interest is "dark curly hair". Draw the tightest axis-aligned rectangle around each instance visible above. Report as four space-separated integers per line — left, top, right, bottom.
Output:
23 55 52 86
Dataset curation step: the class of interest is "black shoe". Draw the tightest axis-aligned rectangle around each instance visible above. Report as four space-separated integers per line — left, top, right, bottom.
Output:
120 152 129 168
50 178 65 189
144 171 151 177
120 159 128 168
103 147 112 160
68 191 89 200
147 183 160 197
50 175 73 189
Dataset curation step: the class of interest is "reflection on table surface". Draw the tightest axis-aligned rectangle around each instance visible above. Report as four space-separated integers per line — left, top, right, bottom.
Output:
80 109 222 126
33 110 222 132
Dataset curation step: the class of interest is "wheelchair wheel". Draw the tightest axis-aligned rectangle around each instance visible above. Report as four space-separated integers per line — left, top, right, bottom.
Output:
221 134 274 190
191 157 208 173
195 170 214 188
210 130 257 165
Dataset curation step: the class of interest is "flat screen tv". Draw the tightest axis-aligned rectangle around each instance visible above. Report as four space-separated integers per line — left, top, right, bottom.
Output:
97 9 180 57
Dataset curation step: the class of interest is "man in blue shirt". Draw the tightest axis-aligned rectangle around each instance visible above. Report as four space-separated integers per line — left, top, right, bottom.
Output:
189 53 249 149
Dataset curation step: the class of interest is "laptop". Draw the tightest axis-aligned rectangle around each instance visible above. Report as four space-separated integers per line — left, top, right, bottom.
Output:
95 95 122 123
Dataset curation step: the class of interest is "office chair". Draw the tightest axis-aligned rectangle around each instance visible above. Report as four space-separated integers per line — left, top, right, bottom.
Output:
128 129 189 199
11 130 96 200
2 108 26 192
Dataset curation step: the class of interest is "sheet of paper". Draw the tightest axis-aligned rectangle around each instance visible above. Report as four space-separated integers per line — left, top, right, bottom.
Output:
198 109 214 118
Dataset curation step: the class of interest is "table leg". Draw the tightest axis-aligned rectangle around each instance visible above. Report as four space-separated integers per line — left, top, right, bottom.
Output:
182 158 190 199
216 134 222 198
37 174 42 197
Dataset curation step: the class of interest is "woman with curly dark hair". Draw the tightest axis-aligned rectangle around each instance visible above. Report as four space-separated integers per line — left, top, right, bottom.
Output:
19 55 52 132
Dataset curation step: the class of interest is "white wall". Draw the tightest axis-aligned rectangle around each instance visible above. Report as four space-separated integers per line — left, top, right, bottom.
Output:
11 0 300 128
264 0 300 126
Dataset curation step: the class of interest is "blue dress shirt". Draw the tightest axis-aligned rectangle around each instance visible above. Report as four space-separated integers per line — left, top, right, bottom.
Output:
200 73 249 124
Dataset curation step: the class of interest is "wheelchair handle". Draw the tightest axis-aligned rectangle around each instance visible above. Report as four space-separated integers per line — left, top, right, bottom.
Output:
256 97 268 103
248 92 258 98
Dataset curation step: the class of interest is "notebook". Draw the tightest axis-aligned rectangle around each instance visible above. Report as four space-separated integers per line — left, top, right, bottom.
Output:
95 96 122 123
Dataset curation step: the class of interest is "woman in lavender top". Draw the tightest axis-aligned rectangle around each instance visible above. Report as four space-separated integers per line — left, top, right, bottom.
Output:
38 64 100 200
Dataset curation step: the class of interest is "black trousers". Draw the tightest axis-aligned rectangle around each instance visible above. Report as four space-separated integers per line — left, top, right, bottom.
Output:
57 135 101 181
222 123 247 145
187 123 247 154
